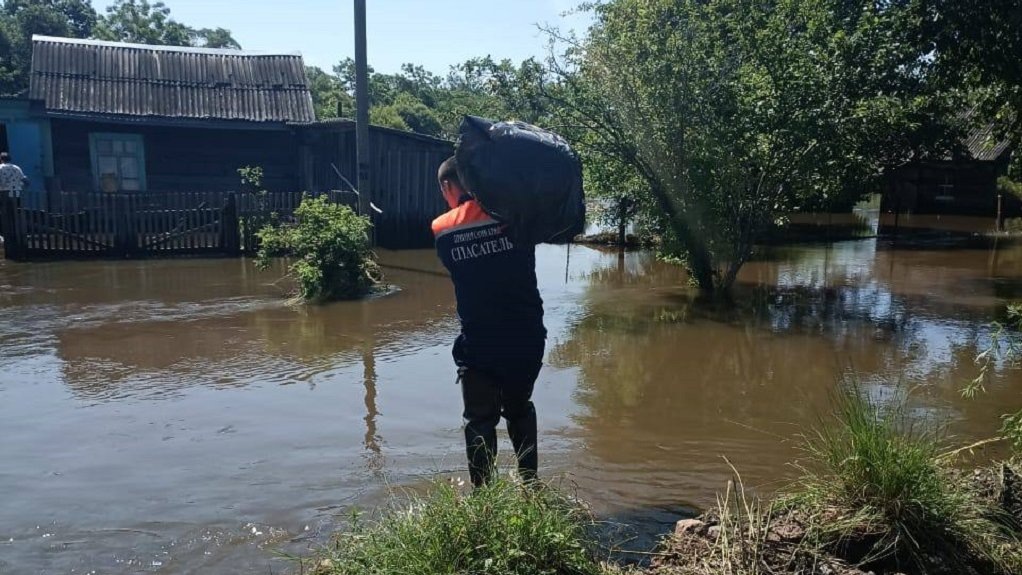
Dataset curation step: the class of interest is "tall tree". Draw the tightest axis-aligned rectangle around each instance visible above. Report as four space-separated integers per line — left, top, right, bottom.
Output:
546 0 949 294
0 0 98 95
926 0 1022 177
306 65 353 120
315 57 511 138
192 26 240 49
372 92 443 136
93 0 190 45
93 0 239 48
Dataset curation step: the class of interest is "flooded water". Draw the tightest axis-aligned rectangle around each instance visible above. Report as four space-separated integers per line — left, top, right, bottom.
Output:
3 229 1022 573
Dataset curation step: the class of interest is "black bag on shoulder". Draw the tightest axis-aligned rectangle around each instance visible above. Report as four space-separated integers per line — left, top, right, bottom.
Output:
455 115 585 245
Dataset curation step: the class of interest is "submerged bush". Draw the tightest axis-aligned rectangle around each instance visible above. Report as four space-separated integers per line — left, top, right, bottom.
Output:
255 195 380 302
308 478 605 575
971 302 1022 453
789 385 1021 573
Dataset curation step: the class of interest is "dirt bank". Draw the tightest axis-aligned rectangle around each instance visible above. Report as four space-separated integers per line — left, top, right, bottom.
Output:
647 461 1022 575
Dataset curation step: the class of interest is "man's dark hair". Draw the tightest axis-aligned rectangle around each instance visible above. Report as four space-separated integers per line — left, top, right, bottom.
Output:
438 156 462 187
0 152 9 163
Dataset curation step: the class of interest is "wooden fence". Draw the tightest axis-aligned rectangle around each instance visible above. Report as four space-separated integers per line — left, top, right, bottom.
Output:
0 190 352 261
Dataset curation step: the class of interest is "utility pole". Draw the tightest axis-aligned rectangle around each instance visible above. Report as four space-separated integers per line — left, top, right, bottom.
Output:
354 0 373 242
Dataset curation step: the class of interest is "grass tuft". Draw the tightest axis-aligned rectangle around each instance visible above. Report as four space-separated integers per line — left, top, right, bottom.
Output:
788 384 1022 573
706 469 776 575
307 476 607 575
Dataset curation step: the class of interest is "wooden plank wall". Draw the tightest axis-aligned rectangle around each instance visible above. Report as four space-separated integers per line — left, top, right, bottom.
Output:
303 126 452 249
369 130 452 249
49 119 300 195
882 161 1017 217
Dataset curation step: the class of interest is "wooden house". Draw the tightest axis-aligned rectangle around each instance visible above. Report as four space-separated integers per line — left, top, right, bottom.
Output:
26 35 314 201
0 35 451 252
882 124 1016 218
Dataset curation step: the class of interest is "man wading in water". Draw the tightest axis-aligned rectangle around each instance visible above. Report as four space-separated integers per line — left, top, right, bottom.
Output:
432 156 546 487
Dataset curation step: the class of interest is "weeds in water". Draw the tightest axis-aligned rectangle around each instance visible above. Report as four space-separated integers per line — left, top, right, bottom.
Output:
788 384 1021 573
969 302 1022 454
306 476 606 575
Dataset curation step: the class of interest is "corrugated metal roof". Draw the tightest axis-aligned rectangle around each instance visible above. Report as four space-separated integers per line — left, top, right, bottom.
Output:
29 35 315 124
963 123 1013 162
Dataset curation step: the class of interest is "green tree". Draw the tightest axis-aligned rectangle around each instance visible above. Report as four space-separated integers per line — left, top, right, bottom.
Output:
555 0 948 294
333 57 398 108
0 0 98 95
326 57 500 137
368 105 409 131
191 26 239 49
306 65 353 120
448 56 550 125
93 0 239 48
93 0 190 45
373 92 443 136
927 2 1021 137
926 1 1021 179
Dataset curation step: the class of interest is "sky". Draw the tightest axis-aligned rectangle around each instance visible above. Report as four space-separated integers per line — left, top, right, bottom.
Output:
89 0 594 75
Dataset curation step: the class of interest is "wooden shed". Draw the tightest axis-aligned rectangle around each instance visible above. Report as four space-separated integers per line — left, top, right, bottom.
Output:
300 120 452 249
882 123 1016 218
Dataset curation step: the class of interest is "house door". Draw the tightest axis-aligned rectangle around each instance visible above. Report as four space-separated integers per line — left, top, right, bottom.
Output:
5 121 45 209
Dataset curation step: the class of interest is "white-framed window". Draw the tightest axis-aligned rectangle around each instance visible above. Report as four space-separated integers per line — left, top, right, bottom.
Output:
89 133 146 192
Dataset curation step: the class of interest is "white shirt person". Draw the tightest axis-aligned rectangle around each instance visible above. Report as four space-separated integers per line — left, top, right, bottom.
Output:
0 153 28 198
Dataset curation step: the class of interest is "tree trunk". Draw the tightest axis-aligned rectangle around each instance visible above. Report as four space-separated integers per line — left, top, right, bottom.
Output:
617 196 629 247
640 179 717 293
672 219 716 293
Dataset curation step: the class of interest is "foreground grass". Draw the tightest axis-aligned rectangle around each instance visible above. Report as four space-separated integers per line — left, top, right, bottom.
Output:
652 386 1022 575
786 387 1022 573
303 387 1022 575
305 477 607 575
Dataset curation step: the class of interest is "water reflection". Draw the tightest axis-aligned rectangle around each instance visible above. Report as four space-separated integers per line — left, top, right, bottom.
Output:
44 257 459 400
362 337 384 474
4 238 1022 573
552 240 1022 511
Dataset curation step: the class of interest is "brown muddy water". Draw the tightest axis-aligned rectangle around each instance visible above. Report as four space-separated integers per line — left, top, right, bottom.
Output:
3 230 1022 573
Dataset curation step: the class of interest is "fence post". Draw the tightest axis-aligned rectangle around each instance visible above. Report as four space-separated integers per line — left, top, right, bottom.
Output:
114 193 133 257
222 192 241 256
997 193 1005 232
0 191 18 260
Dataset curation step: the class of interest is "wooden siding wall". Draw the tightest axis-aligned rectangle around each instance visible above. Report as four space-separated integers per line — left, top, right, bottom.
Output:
50 119 299 195
304 127 452 249
882 160 1017 217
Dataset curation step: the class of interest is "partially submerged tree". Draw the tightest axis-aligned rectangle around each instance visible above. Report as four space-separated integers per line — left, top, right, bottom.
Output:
543 0 949 294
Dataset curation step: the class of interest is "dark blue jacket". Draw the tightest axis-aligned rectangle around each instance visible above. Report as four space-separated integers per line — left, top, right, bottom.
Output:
432 198 546 382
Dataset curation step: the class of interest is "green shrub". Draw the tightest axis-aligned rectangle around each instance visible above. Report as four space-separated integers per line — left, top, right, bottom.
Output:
255 195 380 302
998 176 1022 201
789 385 1020 573
308 478 605 575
